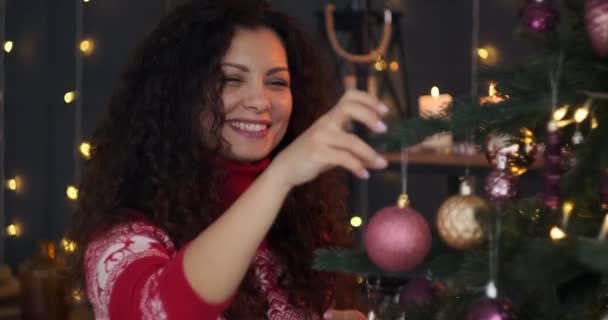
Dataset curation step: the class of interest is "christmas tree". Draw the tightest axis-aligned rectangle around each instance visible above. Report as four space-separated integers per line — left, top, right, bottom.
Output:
314 0 608 319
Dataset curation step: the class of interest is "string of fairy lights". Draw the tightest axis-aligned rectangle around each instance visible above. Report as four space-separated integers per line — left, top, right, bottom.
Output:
0 0 94 254
1 0 7 263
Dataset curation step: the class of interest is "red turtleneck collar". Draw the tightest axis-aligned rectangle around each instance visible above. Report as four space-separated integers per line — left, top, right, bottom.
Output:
213 157 271 211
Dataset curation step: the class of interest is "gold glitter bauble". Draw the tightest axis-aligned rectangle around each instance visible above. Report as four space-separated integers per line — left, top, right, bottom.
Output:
485 128 537 176
436 194 491 250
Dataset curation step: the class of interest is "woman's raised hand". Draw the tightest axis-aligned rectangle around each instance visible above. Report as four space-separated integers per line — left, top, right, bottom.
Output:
270 89 389 189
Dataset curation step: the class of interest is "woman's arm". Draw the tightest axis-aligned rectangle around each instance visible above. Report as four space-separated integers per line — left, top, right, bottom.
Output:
183 89 389 304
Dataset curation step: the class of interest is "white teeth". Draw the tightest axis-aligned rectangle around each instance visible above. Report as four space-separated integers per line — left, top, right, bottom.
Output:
228 121 268 132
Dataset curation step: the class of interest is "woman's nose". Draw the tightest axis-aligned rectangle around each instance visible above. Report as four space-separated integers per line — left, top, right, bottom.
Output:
243 82 271 112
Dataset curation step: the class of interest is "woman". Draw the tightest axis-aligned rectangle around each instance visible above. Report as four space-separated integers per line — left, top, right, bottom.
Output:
68 1 388 319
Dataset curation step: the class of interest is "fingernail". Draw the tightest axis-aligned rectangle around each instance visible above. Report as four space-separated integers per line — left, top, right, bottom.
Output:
361 170 370 179
376 103 389 114
376 121 387 133
375 156 388 168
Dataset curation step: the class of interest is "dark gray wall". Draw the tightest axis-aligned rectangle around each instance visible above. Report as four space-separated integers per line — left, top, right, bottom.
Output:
2 0 529 268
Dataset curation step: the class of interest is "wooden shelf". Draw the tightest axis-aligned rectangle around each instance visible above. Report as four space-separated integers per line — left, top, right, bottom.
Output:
383 151 544 168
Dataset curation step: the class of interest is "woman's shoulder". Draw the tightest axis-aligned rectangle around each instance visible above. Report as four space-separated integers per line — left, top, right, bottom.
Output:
84 215 176 264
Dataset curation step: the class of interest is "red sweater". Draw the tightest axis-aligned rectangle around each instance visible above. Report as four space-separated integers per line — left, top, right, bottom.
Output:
84 158 315 319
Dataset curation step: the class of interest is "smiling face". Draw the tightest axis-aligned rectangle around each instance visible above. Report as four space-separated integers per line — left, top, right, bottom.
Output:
217 27 293 163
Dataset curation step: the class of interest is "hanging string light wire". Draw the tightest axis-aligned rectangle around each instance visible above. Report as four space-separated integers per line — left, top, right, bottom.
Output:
0 0 6 263
74 0 84 183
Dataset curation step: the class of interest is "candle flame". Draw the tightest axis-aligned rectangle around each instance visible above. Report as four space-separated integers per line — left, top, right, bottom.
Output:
550 226 567 240
431 86 440 98
488 82 498 97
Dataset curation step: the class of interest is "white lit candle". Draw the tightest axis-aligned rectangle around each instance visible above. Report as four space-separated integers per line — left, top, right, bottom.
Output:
418 86 452 118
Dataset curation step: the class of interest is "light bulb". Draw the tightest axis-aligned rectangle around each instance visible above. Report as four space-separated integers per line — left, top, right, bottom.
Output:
79 39 94 55
6 224 21 237
3 41 13 53
477 48 489 60
350 216 363 228
574 107 590 123
66 185 79 200
389 61 399 72
6 178 17 191
64 91 76 104
552 105 569 121
550 226 566 240
79 142 91 159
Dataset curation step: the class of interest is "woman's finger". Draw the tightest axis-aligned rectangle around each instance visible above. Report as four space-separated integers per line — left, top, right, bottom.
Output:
329 132 387 170
319 147 369 179
331 101 387 134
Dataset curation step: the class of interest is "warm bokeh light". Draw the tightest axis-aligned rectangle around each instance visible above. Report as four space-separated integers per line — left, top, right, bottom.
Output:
79 142 92 159
61 238 78 253
66 185 79 200
550 226 566 240
64 91 76 104
562 201 574 227
6 178 17 191
6 224 21 237
72 289 84 302
592 117 598 129
574 107 590 123
598 214 608 241
552 105 569 121
477 45 499 65
3 41 13 53
79 39 94 55
389 61 399 72
350 216 363 228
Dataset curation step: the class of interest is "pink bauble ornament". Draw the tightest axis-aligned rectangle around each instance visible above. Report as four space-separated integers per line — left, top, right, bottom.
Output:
485 170 520 202
520 0 560 33
364 197 432 272
585 0 608 57
466 298 514 320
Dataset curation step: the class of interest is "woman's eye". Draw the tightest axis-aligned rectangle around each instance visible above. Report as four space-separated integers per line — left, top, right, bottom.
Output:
223 77 242 84
268 80 290 87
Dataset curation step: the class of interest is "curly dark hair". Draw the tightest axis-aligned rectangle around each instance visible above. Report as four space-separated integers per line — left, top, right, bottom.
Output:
68 0 358 317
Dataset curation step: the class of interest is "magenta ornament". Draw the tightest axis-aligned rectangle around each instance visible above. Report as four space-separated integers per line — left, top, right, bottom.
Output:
585 0 608 57
485 170 520 202
544 174 562 210
520 0 560 33
364 205 432 272
466 298 514 320
399 278 435 306
543 130 563 209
